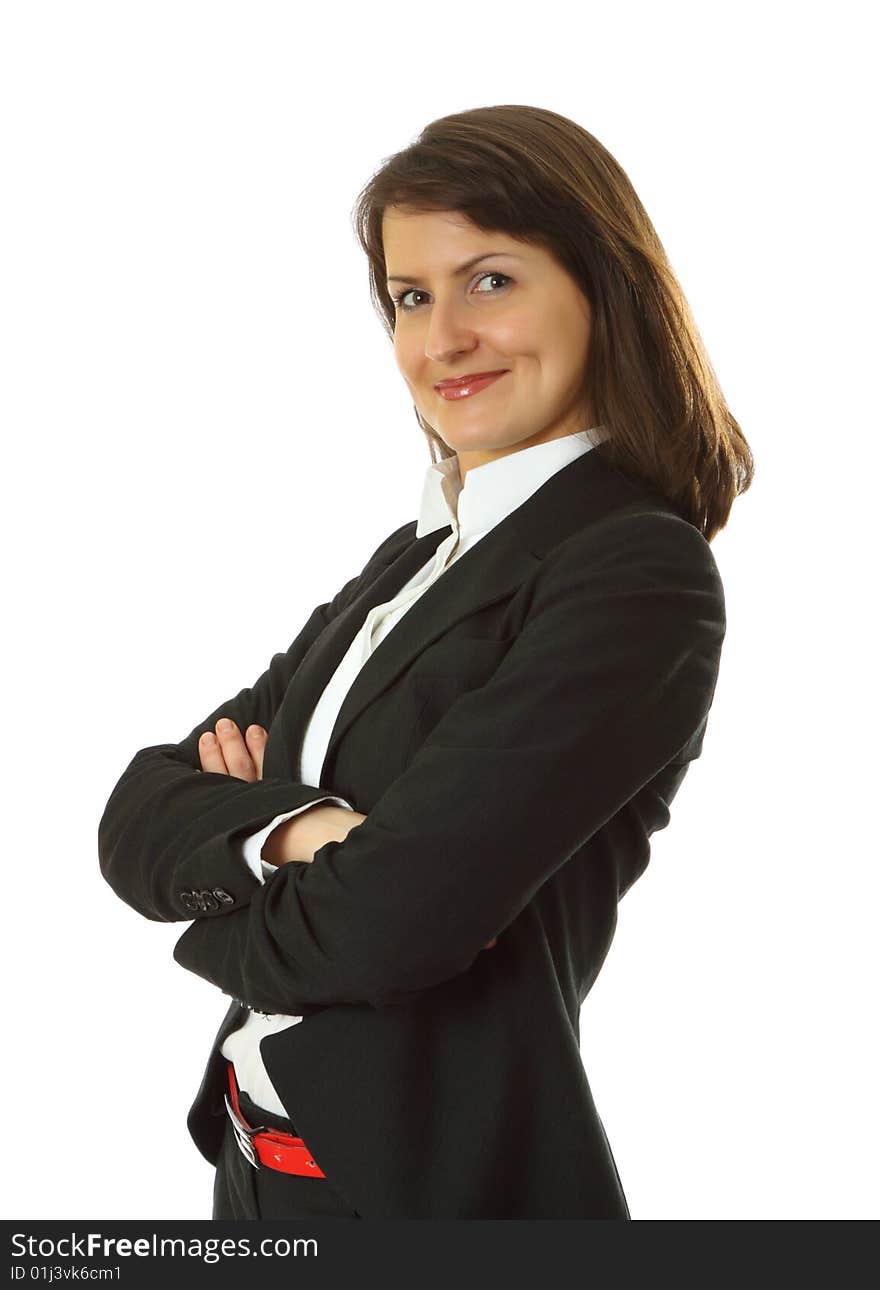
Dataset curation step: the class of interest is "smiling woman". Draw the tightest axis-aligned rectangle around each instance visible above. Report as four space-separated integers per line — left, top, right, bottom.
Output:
99 102 749 1220
353 104 753 537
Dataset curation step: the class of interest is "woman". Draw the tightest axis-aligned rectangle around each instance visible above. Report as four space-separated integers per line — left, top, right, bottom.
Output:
98 104 752 1219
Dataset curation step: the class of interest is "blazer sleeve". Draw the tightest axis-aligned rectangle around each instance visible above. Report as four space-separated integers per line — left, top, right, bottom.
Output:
97 520 413 924
171 509 727 1012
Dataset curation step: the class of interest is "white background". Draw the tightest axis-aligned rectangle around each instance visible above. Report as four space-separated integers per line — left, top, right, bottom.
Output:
2 0 877 1221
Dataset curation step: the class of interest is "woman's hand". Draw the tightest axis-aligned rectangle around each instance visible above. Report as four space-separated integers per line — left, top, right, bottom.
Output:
198 718 266 781
197 716 497 950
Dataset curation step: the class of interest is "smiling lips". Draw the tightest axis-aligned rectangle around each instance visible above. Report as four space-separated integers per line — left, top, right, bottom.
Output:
434 370 509 401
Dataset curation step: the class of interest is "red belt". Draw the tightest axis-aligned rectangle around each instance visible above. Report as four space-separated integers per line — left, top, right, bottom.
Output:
224 1060 327 1178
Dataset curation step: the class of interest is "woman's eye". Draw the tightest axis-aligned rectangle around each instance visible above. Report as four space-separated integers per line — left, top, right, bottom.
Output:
392 271 511 312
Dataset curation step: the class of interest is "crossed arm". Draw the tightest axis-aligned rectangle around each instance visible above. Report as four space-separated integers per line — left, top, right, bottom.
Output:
168 513 725 1013
197 714 497 948
100 511 724 1014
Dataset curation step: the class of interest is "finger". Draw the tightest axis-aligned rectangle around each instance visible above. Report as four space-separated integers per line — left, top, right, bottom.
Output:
214 718 258 782
245 725 267 780
198 731 230 775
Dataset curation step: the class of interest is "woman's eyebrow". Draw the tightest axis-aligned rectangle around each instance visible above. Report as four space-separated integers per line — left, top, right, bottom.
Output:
386 252 523 286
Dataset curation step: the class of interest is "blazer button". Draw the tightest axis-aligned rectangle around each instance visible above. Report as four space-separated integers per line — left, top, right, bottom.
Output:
179 887 234 913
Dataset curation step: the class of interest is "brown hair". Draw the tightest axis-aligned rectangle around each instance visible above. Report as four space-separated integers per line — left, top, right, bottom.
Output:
352 104 754 543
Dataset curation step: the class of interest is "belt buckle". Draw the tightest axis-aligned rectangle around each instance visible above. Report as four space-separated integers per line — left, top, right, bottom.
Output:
224 1091 265 1170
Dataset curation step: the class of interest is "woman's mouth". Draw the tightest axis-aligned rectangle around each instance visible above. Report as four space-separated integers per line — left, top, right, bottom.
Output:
435 371 509 401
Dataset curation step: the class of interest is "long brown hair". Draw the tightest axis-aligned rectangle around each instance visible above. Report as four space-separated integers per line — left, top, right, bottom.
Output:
352 104 753 542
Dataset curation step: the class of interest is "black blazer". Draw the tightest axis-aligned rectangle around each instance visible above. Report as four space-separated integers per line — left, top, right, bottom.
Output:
98 446 726 1218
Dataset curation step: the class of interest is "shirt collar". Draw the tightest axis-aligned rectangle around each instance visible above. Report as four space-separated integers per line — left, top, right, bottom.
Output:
415 425 610 539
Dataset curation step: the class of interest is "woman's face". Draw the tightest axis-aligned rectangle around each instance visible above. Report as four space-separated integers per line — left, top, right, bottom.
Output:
382 206 595 478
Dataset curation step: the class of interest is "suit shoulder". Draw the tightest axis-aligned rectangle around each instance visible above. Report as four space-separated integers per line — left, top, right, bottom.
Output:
572 499 718 569
543 502 725 620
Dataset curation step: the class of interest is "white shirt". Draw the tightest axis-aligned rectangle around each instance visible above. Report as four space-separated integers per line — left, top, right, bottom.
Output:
220 425 608 1115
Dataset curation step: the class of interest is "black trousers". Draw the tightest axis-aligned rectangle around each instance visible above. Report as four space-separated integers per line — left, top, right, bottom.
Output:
212 1083 362 1220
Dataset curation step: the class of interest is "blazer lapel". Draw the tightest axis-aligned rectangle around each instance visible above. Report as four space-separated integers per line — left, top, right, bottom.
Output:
281 445 650 785
318 525 543 783
275 526 449 780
